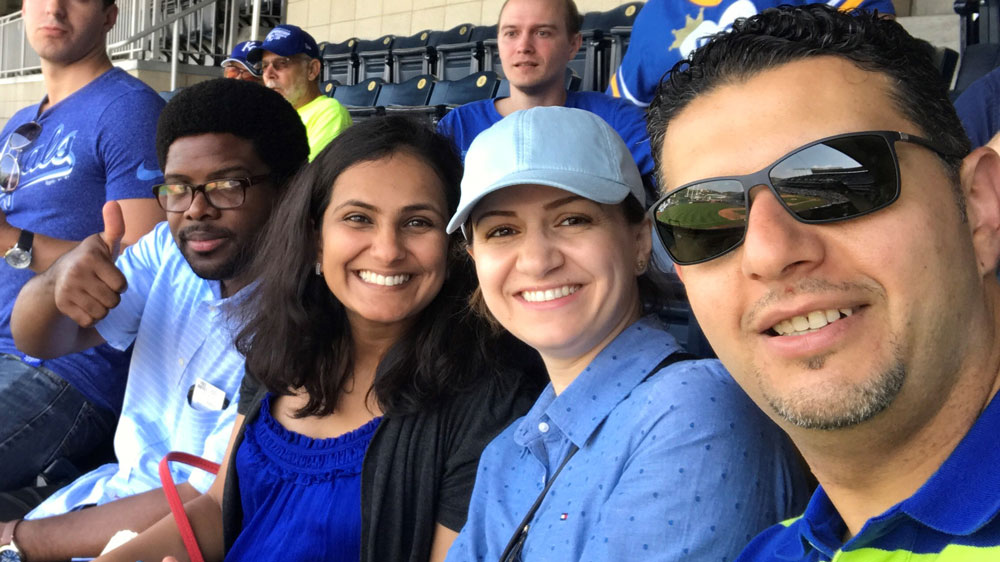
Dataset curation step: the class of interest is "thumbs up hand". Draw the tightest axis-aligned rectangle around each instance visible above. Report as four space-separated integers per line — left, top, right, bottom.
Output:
101 200 125 260
51 201 130 328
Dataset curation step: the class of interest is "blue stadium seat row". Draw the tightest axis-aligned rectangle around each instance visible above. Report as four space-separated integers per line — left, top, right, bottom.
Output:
320 1 643 92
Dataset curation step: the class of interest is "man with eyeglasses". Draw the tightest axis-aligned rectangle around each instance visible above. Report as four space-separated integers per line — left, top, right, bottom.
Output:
647 5 1000 560
220 40 262 83
248 24 351 161
1 79 308 562
0 0 164 511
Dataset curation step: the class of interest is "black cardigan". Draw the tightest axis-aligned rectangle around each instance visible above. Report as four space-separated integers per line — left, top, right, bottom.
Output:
222 368 543 562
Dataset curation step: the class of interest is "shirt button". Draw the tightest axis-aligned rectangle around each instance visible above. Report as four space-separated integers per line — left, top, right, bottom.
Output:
177 358 184 366
538 422 550 433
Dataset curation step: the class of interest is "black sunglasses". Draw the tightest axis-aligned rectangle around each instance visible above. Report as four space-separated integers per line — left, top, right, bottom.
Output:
651 130 957 265
0 121 42 193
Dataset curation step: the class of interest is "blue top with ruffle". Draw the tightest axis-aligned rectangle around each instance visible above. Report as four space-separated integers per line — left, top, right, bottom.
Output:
227 393 381 562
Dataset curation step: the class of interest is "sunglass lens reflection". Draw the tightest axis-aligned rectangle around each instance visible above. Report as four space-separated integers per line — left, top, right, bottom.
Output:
655 179 747 265
770 135 898 222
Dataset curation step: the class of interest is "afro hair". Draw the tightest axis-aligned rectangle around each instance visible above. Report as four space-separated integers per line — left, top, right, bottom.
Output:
155 79 309 188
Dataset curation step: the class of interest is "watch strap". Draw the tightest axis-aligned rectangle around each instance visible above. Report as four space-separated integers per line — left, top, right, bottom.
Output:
15 229 32 252
0 519 20 547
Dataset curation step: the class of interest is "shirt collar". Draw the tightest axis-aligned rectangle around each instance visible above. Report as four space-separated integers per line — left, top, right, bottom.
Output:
779 487 846 559
788 390 1000 556
513 315 682 449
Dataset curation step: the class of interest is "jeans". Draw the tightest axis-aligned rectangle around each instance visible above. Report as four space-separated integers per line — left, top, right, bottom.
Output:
0 354 117 491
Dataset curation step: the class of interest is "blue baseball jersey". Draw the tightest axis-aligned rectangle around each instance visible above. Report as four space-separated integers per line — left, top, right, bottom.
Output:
0 67 164 413
609 0 896 107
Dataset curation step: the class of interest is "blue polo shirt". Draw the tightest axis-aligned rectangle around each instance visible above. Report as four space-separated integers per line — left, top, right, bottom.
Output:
447 315 807 562
738 391 1000 561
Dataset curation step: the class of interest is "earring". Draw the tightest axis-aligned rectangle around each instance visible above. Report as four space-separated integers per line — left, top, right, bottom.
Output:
315 262 323 276
636 259 647 274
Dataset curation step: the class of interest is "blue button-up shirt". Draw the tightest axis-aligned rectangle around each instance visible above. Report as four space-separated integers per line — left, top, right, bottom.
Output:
738 389 1000 561
28 222 246 518
447 315 807 562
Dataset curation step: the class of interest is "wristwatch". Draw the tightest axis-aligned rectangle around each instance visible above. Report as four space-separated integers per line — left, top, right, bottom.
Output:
0 520 23 562
3 229 33 269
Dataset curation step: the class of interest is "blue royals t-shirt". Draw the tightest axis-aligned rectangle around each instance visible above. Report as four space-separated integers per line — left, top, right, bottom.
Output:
0 67 164 414
608 0 896 107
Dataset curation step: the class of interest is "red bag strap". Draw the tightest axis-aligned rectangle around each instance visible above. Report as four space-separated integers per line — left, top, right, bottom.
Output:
159 451 220 562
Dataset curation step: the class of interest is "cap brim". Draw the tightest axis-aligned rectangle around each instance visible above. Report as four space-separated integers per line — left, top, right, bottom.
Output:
222 58 261 76
447 168 633 236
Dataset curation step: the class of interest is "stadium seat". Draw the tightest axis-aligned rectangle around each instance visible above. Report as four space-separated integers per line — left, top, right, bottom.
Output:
431 71 500 106
389 30 435 83
374 74 436 107
607 2 644 77
320 79 340 98
954 0 1000 94
357 35 396 82
322 38 359 85
437 25 497 80
333 77 384 108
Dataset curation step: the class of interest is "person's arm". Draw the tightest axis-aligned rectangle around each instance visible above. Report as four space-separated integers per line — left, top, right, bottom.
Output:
94 414 244 562
0 199 159 276
11 483 199 562
428 524 459 562
9 201 131 357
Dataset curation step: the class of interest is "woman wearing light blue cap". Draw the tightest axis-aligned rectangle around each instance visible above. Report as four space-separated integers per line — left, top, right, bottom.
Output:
445 106 808 562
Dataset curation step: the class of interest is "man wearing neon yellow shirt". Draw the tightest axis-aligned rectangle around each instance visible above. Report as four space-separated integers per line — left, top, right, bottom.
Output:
249 25 351 161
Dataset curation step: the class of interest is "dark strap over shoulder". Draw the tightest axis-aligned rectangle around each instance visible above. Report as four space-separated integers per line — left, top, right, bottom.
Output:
644 351 697 383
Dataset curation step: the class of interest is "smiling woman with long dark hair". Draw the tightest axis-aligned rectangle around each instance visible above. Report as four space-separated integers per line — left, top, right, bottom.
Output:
96 116 543 562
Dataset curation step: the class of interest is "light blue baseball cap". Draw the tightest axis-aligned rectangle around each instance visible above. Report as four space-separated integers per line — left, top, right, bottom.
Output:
447 106 646 236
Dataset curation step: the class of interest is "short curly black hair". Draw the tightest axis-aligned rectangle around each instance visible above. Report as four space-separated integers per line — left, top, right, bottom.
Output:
647 5 970 188
155 79 309 188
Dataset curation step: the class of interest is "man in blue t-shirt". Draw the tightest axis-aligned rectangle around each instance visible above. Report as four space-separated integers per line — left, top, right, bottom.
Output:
608 0 895 108
648 6 1000 561
0 0 163 503
437 0 655 198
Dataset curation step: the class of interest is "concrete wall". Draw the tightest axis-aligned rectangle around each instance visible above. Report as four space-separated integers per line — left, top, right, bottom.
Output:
295 0 636 45
289 0 950 43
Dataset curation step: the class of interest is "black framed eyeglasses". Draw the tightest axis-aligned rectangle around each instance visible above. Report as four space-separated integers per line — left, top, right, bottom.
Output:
153 174 271 212
0 121 42 193
651 130 959 265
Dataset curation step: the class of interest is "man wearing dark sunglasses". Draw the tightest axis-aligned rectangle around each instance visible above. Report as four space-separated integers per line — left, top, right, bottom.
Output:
647 5 1000 561
0 0 164 509
2 79 308 562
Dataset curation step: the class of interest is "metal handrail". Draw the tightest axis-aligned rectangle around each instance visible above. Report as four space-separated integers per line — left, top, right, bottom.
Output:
108 0 219 49
1 0 282 82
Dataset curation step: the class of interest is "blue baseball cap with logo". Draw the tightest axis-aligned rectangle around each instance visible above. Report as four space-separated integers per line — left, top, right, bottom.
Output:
221 40 262 76
247 25 320 64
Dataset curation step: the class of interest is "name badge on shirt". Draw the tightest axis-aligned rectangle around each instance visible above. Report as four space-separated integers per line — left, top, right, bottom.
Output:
188 378 230 411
